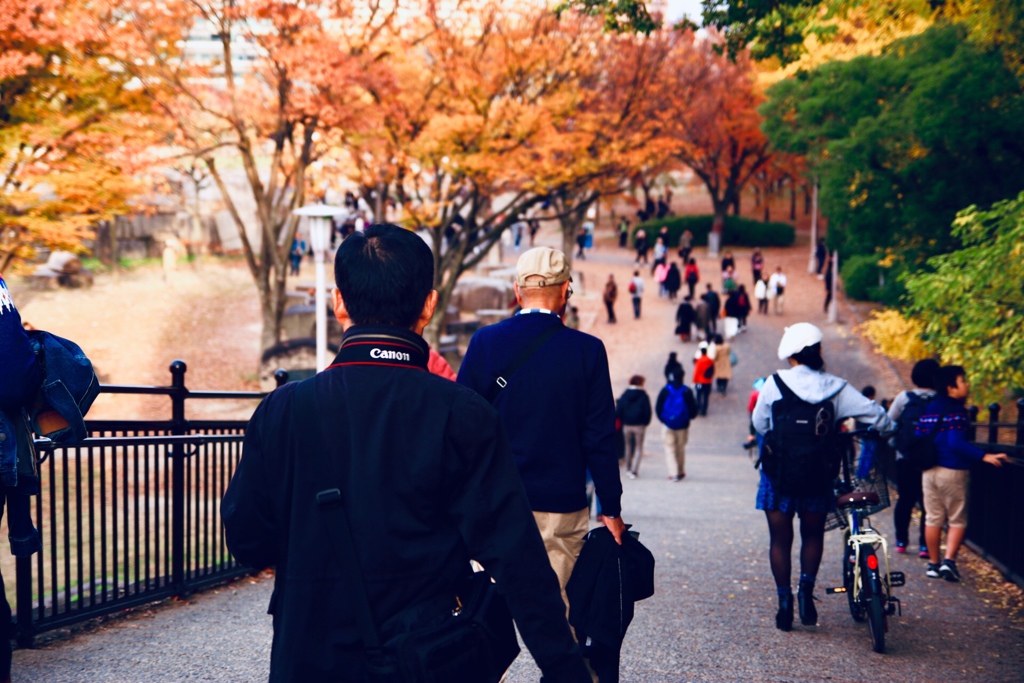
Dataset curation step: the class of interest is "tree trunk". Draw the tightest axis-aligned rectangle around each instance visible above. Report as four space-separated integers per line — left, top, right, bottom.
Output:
790 183 797 221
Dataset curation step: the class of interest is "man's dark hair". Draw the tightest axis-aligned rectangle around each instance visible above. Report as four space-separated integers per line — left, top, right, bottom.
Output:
938 365 967 394
791 342 825 371
334 223 434 328
911 358 941 389
861 385 876 400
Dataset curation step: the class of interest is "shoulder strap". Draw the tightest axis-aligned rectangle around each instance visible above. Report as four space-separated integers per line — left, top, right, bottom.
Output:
484 322 562 404
292 379 383 650
772 373 799 402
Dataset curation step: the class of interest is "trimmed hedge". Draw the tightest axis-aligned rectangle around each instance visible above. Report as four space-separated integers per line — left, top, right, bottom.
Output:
632 215 795 249
839 253 906 305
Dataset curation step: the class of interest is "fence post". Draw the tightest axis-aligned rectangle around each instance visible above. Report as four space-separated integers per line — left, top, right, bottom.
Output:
170 360 188 598
15 555 33 647
988 403 1001 445
968 405 979 441
1017 398 1024 447
274 369 290 387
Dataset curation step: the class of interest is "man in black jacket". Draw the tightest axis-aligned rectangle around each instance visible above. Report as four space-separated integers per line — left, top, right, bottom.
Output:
616 375 652 479
222 224 589 682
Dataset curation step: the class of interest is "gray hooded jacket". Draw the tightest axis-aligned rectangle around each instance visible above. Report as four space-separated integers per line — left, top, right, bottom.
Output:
752 365 895 436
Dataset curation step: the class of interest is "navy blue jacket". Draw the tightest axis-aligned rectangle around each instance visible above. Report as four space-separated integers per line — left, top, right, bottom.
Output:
457 311 623 517
915 395 986 470
223 325 589 682
1 275 42 490
0 275 41 410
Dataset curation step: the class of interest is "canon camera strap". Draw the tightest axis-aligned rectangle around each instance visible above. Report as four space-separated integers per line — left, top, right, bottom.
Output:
328 333 428 371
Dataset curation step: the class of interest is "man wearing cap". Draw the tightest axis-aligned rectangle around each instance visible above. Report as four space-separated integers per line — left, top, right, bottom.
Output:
458 246 626 616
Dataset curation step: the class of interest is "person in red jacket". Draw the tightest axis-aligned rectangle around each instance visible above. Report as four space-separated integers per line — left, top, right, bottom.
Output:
692 342 715 416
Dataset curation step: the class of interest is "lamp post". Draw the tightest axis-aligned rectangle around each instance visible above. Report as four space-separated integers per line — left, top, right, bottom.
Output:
292 204 348 372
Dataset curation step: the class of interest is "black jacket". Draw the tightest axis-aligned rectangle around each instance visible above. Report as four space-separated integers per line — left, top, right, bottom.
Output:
223 325 588 682
615 387 652 426
566 527 655 647
701 290 721 316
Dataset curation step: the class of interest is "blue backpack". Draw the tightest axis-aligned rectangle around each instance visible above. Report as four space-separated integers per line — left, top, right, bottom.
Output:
660 384 691 430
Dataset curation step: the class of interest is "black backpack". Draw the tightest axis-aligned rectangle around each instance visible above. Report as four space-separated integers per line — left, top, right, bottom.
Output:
760 374 842 497
893 392 939 470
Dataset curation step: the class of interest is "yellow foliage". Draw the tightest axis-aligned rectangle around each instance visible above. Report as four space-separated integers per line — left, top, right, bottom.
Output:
857 309 931 361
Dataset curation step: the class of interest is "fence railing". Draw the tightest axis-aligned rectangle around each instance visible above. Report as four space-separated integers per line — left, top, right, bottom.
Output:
15 361 287 647
965 399 1024 589
12 372 1024 643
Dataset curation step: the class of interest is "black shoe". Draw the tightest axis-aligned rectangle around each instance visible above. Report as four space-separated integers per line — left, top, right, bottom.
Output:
775 594 793 632
798 587 818 626
939 559 961 582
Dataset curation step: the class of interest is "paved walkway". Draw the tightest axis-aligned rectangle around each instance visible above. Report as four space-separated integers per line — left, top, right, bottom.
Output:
13 238 1024 681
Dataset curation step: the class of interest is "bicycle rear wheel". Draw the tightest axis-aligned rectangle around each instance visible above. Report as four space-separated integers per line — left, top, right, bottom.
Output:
844 539 865 622
868 587 886 653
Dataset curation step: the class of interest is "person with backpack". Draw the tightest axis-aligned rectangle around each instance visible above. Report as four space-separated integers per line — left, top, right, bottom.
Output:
887 358 940 558
656 370 699 482
918 365 1008 582
616 375 653 479
628 271 645 319
692 344 715 417
752 323 894 632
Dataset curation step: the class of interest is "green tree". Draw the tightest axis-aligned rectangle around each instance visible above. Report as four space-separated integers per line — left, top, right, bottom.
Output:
902 191 1024 405
762 24 1024 264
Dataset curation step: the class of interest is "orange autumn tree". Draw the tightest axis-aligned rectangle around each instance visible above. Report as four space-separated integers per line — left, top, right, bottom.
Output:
339 5 613 346
0 0 161 272
541 25 683 264
115 0 397 351
662 35 772 248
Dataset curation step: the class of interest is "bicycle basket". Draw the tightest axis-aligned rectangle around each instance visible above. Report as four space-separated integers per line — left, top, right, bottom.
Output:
826 469 892 531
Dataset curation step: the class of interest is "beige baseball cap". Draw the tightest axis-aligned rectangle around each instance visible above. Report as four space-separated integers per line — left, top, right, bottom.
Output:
516 247 571 287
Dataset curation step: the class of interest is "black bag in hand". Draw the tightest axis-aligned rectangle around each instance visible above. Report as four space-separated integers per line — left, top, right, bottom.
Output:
369 571 520 683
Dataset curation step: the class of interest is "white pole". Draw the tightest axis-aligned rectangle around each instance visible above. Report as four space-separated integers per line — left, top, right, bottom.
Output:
314 244 327 371
294 204 345 374
808 181 818 274
827 249 838 324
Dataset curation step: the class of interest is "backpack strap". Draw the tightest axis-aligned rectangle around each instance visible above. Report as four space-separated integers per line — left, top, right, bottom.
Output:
292 379 384 652
772 373 799 402
484 322 562 404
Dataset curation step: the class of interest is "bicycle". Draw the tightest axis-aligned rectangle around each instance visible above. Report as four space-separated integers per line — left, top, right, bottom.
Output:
825 430 905 653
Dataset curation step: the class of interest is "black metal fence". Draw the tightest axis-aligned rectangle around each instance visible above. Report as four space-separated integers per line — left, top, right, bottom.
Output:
10 372 1024 644
966 399 1024 588
14 361 286 646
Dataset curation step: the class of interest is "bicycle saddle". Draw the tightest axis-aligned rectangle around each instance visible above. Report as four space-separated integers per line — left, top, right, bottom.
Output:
837 491 880 508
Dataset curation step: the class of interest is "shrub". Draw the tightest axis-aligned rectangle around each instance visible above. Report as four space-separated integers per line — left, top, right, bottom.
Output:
840 253 906 305
632 215 795 249
840 254 878 301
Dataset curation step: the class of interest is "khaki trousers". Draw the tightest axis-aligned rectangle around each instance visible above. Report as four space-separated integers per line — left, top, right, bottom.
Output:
664 427 689 478
532 508 590 617
623 425 647 474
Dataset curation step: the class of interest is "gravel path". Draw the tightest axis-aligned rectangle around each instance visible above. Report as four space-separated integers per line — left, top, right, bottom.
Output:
12 236 1024 682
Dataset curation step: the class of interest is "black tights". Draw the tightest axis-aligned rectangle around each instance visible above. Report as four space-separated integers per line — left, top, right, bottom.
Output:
765 509 827 590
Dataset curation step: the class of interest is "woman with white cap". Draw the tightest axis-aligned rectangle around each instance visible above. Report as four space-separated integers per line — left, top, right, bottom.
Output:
752 323 894 631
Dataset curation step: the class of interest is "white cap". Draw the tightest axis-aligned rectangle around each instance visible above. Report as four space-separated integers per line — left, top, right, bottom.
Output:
777 322 823 360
